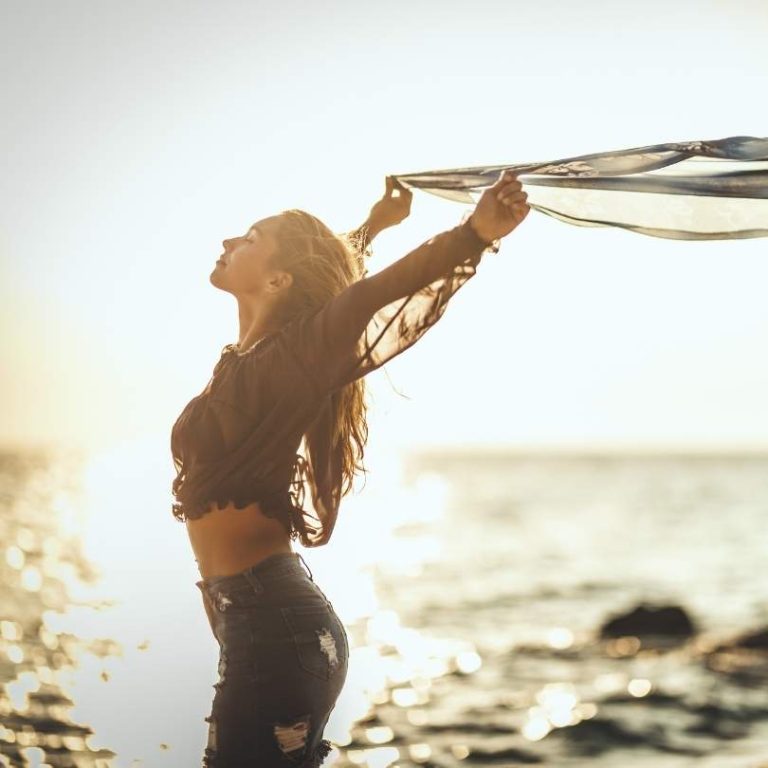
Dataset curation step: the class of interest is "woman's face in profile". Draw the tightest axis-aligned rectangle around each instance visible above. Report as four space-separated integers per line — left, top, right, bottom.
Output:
210 214 285 296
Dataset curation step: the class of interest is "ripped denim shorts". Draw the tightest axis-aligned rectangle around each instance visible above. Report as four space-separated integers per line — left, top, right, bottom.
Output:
195 552 349 767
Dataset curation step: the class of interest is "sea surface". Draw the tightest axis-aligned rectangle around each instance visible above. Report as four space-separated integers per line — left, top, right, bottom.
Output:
1 438 768 767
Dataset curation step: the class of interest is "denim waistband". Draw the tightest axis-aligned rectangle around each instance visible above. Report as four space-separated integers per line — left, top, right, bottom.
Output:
195 552 313 599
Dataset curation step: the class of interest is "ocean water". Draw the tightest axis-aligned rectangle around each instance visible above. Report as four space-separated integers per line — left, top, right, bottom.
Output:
1 441 767 767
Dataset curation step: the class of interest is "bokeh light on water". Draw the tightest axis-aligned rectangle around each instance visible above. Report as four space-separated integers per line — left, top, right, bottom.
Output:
3 444 768 766
1 435 471 766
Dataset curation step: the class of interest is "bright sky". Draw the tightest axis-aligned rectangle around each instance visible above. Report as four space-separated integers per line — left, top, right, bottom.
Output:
2 0 767 454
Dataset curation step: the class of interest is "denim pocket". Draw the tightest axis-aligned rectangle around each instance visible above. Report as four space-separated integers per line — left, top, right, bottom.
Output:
281 603 348 681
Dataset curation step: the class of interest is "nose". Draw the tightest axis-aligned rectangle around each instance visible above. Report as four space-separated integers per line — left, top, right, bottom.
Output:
222 238 236 251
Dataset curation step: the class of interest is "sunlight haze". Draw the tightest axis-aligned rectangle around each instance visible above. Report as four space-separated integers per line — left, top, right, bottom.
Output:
2 0 767 455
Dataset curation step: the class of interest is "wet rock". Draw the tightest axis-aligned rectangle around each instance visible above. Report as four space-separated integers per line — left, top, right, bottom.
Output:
700 625 768 684
711 625 768 653
545 716 649 756
686 718 750 740
423 720 518 735
599 603 696 639
549 716 707 758
467 744 542 763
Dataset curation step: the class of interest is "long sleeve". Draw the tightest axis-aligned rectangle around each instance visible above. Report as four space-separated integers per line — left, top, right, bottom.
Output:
286 217 491 396
170 218 492 539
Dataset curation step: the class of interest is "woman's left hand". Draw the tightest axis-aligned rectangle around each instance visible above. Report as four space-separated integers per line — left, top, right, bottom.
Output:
468 171 530 244
368 176 413 232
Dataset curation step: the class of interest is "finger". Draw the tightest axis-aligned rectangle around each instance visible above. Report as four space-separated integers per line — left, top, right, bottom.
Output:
496 182 524 200
503 200 530 217
499 190 528 204
502 189 528 199
385 176 395 196
503 178 524 190
492 169 520 189
392 180 412 202
489 171 511 191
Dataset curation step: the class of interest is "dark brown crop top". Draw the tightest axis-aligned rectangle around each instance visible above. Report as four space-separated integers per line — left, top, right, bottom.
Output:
170 217 493 546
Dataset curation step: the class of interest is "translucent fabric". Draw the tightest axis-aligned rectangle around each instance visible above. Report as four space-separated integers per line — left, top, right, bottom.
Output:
393 135 768 240
285 218 489 396
170 218 492 546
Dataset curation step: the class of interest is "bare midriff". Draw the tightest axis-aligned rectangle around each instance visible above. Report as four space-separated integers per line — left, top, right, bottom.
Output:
185 499 294 579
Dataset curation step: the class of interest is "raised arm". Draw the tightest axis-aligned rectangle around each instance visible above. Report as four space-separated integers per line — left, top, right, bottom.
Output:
344 176 414 267
289 171 529 396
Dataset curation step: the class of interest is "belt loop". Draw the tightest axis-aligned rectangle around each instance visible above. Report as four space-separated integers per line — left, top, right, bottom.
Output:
297 553 314 582
196 580 220 611
243 570 265 594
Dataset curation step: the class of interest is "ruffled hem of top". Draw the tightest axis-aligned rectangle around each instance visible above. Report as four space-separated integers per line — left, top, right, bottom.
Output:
171 453 323 547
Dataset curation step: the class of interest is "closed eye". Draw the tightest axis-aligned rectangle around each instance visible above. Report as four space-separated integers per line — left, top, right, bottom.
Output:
244 224 262 241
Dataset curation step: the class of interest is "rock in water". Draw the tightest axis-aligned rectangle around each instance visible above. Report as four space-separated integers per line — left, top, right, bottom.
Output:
599 603 696 638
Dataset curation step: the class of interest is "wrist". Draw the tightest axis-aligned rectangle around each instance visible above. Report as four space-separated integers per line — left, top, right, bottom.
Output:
466 215 495 247
364 216 387 240
349 221 378 249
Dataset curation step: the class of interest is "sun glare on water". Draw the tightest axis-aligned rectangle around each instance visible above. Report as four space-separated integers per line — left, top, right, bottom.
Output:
37 433 474 765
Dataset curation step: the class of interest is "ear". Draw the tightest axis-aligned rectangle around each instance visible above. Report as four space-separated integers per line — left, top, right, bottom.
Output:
266 270 293 293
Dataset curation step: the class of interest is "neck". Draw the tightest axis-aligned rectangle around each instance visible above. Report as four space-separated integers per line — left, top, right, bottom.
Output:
236 296 279 349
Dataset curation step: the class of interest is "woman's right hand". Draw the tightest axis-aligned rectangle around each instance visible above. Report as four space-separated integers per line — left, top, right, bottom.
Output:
468 171 530 244
368 176 413 233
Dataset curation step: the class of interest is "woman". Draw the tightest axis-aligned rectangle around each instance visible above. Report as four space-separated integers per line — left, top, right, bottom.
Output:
170 171 530 766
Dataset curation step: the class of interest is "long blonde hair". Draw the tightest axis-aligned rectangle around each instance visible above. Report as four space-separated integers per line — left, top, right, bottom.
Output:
271 209 370 545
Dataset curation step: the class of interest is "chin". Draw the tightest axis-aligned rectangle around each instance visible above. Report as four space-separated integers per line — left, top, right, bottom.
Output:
209 273 233 295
